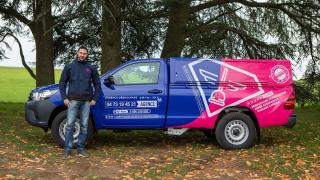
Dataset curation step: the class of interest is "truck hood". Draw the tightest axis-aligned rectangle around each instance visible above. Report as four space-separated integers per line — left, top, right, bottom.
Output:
32 84 59 92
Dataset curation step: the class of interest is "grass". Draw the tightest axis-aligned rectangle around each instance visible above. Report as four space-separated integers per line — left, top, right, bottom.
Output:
0 66 319 178
249 106 320 177
0 103 320 178
0 103 53 157
0 102 319 178
0 67 61 102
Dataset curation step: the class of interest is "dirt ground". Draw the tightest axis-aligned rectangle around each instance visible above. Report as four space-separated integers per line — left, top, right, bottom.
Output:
1 103 319 179
0 130 271 179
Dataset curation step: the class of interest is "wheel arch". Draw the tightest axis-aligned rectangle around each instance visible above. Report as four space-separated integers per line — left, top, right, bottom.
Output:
214 106 260 138
48 105 67 129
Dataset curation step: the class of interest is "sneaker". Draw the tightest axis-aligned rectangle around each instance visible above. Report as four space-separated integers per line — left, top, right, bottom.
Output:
63 150 71 160
78 149 88 158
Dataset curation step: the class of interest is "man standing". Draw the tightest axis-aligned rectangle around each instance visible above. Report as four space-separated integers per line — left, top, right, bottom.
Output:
59 46 101 159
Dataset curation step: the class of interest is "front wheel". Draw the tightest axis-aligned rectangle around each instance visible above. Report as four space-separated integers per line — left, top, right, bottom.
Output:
51 111 94 148
215 112 257 149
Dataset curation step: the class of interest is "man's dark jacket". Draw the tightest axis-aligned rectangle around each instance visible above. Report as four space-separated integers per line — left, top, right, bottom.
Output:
59 59 101 101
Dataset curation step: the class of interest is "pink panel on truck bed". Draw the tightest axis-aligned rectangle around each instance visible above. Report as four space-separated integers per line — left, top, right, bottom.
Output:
174 58 294 129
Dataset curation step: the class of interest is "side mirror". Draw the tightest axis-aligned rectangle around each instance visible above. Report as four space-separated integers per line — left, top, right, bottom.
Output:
103 75 115 86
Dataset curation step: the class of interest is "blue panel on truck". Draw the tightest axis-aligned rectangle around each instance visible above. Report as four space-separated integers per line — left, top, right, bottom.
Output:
165 58 221 127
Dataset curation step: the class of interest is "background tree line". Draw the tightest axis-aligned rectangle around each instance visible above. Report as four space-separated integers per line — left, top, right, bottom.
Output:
0 0 319 105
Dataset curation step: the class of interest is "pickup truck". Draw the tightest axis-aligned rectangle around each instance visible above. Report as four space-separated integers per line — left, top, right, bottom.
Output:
25 58 296 149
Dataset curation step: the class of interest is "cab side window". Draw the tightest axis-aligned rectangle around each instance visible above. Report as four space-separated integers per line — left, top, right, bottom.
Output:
112 62 160 85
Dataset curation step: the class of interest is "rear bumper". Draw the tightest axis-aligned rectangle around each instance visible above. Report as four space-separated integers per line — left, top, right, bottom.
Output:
24 100 56 130
284 114 297 128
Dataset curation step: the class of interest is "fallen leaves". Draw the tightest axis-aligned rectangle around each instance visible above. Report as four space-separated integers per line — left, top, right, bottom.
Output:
0 104 320 179
23 157 41 163
149 157 158 160
35 167 46 171
296 159 307 166
3 174 16 179
246 161 252 167
15 135 27 144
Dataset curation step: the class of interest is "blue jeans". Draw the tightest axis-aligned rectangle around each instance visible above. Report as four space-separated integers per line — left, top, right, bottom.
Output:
64 100 90 151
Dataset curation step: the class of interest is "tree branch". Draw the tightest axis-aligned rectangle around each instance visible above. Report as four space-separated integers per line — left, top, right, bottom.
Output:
190 0 235 13
190 0 320 33
236 0 320 33
190 22 279 49
0 6 31 25
200 7 242 27
1 33 36 79
239 34 254 59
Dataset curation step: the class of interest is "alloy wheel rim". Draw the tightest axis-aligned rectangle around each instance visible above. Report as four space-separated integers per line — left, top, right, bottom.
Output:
59 118 80 143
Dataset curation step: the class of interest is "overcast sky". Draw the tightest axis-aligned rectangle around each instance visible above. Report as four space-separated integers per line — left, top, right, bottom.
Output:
0 34 36 67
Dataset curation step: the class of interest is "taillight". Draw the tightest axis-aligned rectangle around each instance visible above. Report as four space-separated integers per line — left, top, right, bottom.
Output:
284 91 295 109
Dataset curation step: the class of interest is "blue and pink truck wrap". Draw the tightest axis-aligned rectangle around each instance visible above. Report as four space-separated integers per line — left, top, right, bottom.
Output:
25 58 296 149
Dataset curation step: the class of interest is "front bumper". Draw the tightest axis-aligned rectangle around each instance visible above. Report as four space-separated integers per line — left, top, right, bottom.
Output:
24 100 57 130
284 114 297 128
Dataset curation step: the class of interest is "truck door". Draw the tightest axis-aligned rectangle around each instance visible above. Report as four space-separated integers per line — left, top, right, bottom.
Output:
102 60 168 128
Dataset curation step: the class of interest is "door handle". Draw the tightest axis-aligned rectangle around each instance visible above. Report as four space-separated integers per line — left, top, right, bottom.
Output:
148 89 162 94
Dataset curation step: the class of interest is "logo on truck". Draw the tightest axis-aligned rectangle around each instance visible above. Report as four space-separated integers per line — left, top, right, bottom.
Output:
270 65 289 84
188 59 264 117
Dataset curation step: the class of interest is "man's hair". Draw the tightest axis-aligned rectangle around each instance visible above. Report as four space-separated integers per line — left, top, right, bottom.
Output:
77 46 88 53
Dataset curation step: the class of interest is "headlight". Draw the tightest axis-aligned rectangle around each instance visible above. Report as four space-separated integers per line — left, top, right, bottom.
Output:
32 89 58 101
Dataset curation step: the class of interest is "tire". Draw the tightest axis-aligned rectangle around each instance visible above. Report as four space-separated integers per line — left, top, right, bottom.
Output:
215 112 257 150
51 110 94 148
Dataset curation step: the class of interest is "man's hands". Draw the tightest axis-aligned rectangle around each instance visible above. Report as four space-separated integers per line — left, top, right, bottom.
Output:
64 99 70 106
89 100 96 106
64 99 96 106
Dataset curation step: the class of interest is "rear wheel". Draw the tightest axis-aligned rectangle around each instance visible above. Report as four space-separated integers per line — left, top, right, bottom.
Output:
51 111 94 148
215 112 257 149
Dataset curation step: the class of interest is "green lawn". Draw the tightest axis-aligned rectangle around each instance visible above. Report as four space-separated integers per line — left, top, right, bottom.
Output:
0 67 61 102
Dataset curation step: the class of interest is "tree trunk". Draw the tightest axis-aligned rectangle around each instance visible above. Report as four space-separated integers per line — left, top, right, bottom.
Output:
101 0 122 74
31 0 54 87
160 0 189 58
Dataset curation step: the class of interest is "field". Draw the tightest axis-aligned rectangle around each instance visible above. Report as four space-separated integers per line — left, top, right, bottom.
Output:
0 67 319 179
0 67 61 102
